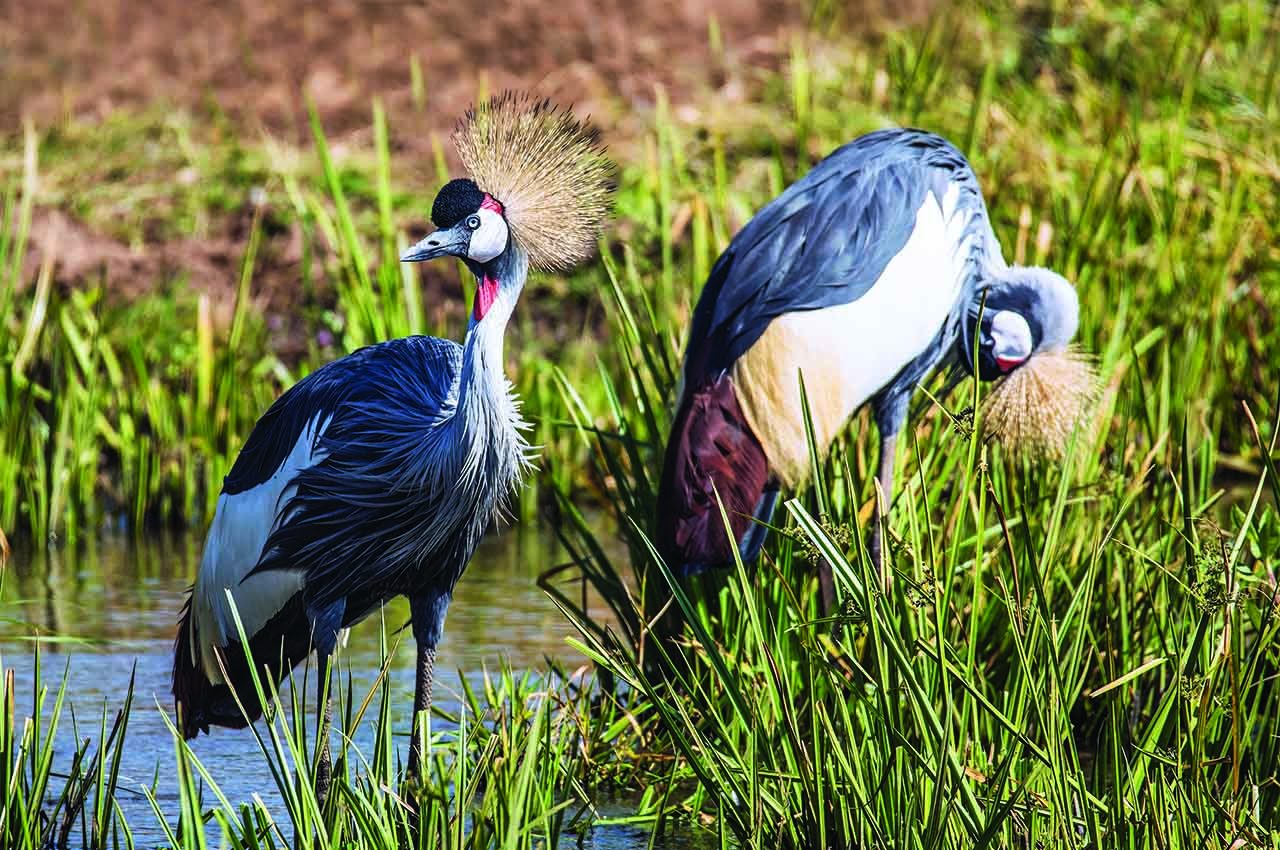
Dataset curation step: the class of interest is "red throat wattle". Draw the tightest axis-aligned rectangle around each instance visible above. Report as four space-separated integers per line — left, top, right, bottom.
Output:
472 193 505 322
474 274 500 322
996 356 1024 372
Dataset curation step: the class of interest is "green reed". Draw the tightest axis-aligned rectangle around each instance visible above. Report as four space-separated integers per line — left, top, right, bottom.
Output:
1 618 636 850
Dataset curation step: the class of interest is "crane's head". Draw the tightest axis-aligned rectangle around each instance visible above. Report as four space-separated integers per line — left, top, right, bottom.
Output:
401 178 511 266
962 267 1080 381
959 267 1098 460
401 93 614 320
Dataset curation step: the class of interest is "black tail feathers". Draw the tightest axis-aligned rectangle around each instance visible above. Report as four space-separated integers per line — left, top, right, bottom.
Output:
172 591 311 739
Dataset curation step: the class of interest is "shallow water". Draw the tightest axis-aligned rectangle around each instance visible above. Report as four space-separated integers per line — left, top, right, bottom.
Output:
0 529 695 849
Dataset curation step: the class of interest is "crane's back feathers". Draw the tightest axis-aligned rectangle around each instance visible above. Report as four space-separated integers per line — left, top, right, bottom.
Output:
454 92 614 272
729 179 975 487
659 129 1002 571
680 129 997 395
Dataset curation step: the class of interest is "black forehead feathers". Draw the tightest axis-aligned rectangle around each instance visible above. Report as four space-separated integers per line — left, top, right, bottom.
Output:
431 178 486 228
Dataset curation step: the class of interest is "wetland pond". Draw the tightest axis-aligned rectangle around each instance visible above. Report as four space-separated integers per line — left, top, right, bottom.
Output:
1 528 699 849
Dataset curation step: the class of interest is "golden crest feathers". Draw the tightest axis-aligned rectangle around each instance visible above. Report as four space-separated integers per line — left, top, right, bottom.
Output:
453 92 615 272
982 348 1100 461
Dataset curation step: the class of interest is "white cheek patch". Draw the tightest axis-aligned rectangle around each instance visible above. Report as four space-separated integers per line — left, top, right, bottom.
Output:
467 208 509 263
991 310 1034 361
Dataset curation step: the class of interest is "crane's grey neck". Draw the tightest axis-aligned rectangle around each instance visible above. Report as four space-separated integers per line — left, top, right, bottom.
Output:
457 244 528 412
434 242 533 535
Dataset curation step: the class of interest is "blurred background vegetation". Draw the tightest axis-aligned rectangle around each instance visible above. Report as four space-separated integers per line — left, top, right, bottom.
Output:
0 0 1276 546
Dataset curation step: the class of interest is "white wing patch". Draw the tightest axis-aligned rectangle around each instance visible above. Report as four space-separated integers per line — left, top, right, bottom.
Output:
732 181 973 487
191 414 331 681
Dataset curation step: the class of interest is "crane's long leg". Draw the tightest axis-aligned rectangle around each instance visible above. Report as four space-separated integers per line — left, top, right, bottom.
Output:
738 486 780 565
309 599 345 808
407 590 449 779
868 431 897 579
818 561 836 613
407 643 436 778
315 648 334 806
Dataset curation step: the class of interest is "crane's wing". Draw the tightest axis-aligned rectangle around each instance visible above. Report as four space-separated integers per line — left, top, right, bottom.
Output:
657 129 987 577
219 338 456 495
176 335 462 736
248 336 467 598
682 129 972 387
185 336 461 675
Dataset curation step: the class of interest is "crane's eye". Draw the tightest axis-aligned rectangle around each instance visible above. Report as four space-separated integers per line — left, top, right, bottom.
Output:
466 215 481 231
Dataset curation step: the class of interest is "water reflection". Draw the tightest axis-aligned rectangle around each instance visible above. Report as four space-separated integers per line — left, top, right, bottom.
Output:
2 528 595 664
0 527 669 849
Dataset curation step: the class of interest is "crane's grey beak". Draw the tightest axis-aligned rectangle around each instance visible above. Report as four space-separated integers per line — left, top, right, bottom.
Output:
401 226 469 263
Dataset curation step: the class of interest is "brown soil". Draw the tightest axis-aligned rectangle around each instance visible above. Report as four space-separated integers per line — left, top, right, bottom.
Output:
23 204 317 332
1 0 807 142
0 0 927 323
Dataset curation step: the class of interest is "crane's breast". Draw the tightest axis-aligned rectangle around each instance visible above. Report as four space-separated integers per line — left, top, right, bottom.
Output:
731 181 973 488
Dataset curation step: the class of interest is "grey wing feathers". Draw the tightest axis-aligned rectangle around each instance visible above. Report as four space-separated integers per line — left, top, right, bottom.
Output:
247 335 465 608
683 128 982 386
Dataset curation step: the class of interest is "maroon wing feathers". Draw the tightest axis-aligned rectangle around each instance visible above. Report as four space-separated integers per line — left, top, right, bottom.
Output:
655 375 770 574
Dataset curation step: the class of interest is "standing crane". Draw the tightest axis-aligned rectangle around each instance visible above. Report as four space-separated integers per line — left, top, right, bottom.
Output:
655 128 1086 603
172 93 614 796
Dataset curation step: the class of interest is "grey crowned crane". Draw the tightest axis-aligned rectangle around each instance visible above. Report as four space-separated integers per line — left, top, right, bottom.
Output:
172 93 614 794
655 128 1091 599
